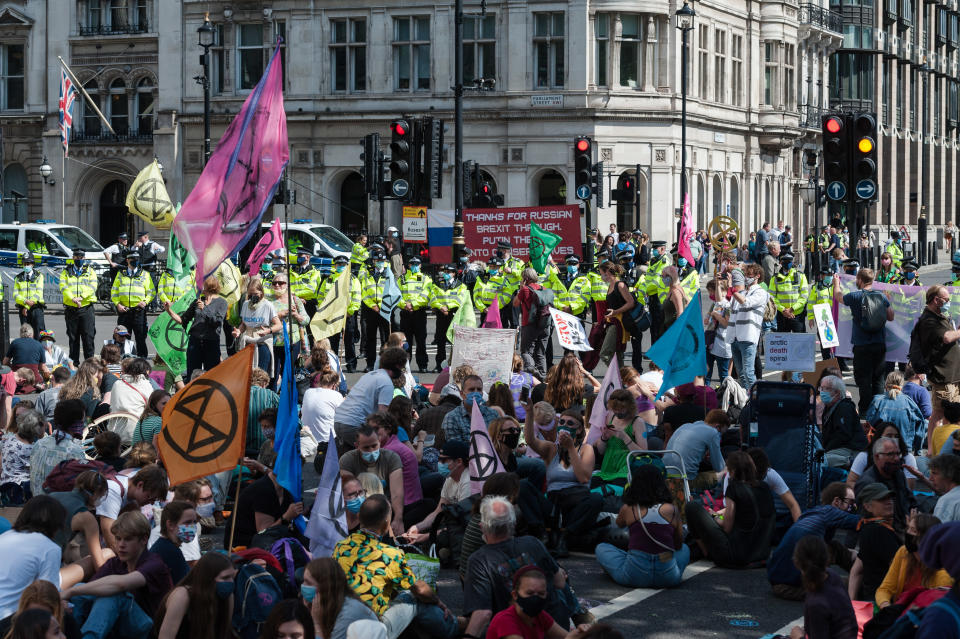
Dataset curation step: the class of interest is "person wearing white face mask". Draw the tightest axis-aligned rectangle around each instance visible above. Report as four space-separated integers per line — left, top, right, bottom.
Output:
14 253 46 337
50 470 114 588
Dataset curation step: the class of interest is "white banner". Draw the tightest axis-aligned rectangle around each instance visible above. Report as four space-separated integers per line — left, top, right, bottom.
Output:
449 326 516 388
812 303 840 348
764 332 817 372
549 307 592 351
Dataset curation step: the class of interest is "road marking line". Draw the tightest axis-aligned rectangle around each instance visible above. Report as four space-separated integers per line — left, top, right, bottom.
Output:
589 560 713 619
773 616 804 636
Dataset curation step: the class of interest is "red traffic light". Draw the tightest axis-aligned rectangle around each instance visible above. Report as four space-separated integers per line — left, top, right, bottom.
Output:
576 138 590 152
481 183 492 194
391 120 409 136
825 117 842 134
623 178 634 190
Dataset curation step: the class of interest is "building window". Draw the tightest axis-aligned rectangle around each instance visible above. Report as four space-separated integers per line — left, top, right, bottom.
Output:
331 19 367 92
210 24 225 94
882 59 891 125
764 42 778 106
697 25 709 98
714 29 726 104
534 12 565 88
81 0 149 34
108 78 128 135
731 34 743 106
0 44 24 111
81 80 100 136
830 52 875 105
950 12 959 49
394 16 431 90
935 78 942 135
237 24 264 91
136 77 154 134
783 44 795 110
273 21 287 89
948 79 958 128
910 67 918 129
595 14 609 87
897 62 904 126
619 15 644 88
464 14 495 83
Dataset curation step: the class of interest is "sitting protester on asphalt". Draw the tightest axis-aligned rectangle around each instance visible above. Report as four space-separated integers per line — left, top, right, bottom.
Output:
663 409 730 494
848 483 902 602
875 512 953 608
819 375 867 468
787 536 858 639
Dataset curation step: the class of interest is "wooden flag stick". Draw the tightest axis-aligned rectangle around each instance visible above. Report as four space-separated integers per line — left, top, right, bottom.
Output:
58 56 115 135
226 459 244 551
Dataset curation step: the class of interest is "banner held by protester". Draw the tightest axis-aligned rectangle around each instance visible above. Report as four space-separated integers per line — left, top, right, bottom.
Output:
148 291 197 376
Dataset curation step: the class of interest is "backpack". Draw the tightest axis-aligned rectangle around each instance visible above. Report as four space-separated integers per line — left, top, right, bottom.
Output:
875 593 960 638
430 499 474 569
269 537 311 592
763 295 778 322
908 321 932 375
526 286 554 326
42 459 125 498
232 562 283 639
859 290 888 333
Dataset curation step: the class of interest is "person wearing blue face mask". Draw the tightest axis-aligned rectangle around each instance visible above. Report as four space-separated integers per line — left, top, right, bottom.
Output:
819 375 867 468
404 440 472 543
150 500 197 584
399 257 433 373
14 253 46 337
359 248 394 372
291 247 321 323
806 266 837 361
897 260 923 286
301 557 380 639
59 248 98 363
770 252 809 334
318 255 360 370
153 552 237 639
338 423 407 536
342 478 367 532
441 374 499 443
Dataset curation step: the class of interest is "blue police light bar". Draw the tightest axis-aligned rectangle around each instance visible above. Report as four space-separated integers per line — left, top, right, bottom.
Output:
292 218 312 224
36 219 57 224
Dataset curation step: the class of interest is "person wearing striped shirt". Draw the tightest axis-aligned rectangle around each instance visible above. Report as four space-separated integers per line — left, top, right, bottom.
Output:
730 263 769 393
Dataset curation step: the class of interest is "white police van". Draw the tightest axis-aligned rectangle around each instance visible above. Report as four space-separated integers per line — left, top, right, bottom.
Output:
243 220 353 275
0 220 109 304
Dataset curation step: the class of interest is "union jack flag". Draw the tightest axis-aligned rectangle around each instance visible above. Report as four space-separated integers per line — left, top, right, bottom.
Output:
58 68 76 156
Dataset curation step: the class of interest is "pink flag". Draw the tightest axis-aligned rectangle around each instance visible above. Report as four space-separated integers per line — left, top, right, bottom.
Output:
174 44 289 290
483 296 502 328
247 219 284 274
678 192 695 265
586 354 622 445
468 401 505 495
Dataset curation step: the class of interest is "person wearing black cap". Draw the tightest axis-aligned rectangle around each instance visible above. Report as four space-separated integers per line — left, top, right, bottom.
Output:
457 247 479 292
404 440 472 541
110 250 154 357
103 232 129 278
133 229 164 267
769 251 809 333
848 482 901 602
14 253 45 336
897 259 922 286
841 258 859 276
428 264 467 372
359 247 393 372
59 249 98 362
399 257 432 373
474 256 509 324
496 240 524 328
806 266 836 361
317 255 359 370
643 240 670 341
291 248 321 322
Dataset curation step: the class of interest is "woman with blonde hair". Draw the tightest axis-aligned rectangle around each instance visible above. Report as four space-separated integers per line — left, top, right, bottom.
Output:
543 353 600 413
267 271 309 389
232 278 281 378
3 579 79 639
864 370 927 452
58 360 102 417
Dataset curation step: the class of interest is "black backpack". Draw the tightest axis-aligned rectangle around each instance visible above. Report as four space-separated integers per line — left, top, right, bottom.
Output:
526 286 554 327
430 499 475 568
859 290 888 333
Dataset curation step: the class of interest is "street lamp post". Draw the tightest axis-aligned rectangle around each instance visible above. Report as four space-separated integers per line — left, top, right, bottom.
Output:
799 177 819 273
197 15 214 167
675 2 695 236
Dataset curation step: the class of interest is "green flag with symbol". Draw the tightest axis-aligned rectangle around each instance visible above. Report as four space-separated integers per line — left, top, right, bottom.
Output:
446 288 477 342
148 291 195 376
168 220 195 281
530 223 561 274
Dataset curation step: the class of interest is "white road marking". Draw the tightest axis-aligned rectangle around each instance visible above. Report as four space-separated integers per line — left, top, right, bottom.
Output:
589 560 713 619
773 616 804 636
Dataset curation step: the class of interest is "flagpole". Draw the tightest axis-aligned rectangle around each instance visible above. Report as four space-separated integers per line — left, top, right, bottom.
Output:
226 459 244 551
57 56 115 135
60 151 65 224
282 178 294 362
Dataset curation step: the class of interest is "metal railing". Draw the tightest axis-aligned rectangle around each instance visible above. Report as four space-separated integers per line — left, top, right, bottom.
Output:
77 22 149 36
71 129 154 144
799 103 825 128
799 4 844 34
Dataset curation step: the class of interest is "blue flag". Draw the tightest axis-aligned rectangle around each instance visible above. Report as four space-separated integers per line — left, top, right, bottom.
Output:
273 321 302 501
645 291 708 400
381 268 402 322
304 438 349 556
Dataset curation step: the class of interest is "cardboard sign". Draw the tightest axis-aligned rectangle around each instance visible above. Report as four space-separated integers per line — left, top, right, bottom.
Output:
812 303 840 348
549 307 592 351
764 332 817 372
462 205 581 261
449 326 515 388
802 358 839 387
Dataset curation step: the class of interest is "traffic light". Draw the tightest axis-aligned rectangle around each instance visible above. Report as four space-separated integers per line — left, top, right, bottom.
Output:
462 160 478 208
421 117 444 200
852 112 877 201
574 137 593 200
360 133 380 198
611 174 637 204
389 119 415 202
821 114 848 186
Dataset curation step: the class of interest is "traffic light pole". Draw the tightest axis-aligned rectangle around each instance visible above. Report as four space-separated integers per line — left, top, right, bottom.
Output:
678 21 689 237
452 0 465 261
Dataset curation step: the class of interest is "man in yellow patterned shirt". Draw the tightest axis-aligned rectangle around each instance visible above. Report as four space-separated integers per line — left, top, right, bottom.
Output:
333 494 461 639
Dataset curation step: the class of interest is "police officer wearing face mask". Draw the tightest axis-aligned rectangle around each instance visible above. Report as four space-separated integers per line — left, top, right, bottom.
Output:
318 255 360 371
897 260 922 286
59 249 98 363
259 253 277 299
359 248 393 372
428 264 467 371
110 250 154 357
474 256 509 324
399 257 432 373
291 248 321 322
674 249 700 302
806 266 835 360
643 240 671 341
14 253 45 336
770 252 809 333
457 247 479 292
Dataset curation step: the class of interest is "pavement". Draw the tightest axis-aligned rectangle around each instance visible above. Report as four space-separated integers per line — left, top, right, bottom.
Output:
23 255 957 637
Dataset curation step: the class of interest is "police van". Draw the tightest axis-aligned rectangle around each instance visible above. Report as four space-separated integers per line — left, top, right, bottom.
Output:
0 221 110 305
241 219 353 274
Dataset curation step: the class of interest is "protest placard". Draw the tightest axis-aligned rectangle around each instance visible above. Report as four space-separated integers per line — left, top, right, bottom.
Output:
549 308 592 351
449 326 516 388
764 332 817 372
812 303 840 348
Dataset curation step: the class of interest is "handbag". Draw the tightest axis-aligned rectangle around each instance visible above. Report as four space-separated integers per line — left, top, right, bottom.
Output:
630 305 651 332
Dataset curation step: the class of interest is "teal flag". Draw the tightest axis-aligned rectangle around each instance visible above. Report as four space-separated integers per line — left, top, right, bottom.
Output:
169 227 196 281
148 291 196 376
645 291 708 399
530 223 561 274
446 288 477 342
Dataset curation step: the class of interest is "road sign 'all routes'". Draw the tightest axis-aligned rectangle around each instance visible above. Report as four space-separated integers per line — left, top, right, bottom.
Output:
827 181 847 201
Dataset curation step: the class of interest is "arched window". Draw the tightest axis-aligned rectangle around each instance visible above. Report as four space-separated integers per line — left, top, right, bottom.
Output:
82 79 100 137
108 78 128 135
538 170 566 206
729 177 739 221
99 180 130 243
339 172 368 235
712 174 723 218
135 77 154 135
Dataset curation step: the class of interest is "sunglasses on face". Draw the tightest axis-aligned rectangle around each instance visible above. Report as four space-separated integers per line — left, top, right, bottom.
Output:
557 418 580 428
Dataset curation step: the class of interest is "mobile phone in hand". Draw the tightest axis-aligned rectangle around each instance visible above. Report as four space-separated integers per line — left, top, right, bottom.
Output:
520 386 530 402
